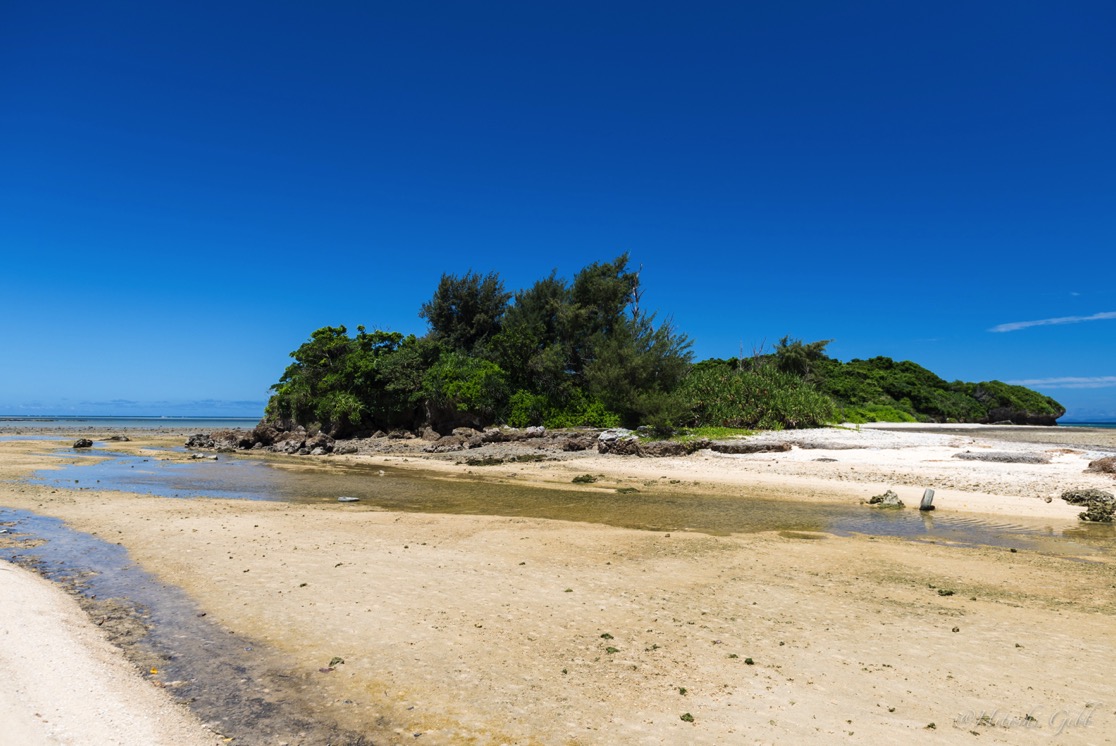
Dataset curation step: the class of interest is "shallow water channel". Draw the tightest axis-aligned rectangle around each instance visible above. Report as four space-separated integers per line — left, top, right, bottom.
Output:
29 446 1116 555
0 505 375 745
4 444 1114 743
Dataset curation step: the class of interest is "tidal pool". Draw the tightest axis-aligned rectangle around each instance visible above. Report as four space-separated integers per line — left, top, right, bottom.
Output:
31 449 1116 557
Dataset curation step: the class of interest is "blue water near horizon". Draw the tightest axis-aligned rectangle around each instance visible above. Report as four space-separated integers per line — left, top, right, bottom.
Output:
0 415 261 430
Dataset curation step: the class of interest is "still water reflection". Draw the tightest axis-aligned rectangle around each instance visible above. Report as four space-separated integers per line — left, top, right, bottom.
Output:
31 449 1115 556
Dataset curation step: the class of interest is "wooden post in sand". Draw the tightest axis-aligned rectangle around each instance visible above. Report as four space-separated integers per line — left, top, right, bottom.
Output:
919 488 935 511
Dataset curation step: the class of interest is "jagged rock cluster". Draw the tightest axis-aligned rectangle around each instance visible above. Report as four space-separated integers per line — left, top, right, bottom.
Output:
1061 488 1115 523
185 425 601 457
186 424 806 460
864 489 905 508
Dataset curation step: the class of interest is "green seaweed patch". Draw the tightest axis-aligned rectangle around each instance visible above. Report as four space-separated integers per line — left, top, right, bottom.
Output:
465 456 504 466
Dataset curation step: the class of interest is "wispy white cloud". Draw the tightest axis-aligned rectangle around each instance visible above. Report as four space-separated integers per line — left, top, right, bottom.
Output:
1007 376 1116 389
989 311 1116 333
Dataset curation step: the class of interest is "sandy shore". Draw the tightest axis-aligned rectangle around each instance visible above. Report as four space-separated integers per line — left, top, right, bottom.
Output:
2 424 1115 744
0 562 217 745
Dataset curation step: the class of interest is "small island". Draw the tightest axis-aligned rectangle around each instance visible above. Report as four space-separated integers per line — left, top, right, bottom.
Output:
261 254 1064 442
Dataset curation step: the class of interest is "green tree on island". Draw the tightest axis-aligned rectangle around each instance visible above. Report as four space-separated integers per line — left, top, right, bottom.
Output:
264 258 1064 437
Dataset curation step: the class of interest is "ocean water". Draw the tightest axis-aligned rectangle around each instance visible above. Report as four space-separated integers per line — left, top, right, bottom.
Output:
0 415 260 430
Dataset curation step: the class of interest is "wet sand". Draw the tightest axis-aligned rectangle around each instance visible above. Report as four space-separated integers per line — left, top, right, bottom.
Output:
2 425 1115 744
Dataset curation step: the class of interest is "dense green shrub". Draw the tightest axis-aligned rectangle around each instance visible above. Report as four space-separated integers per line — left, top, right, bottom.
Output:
681 359 836 430
507 390 549 428
543 390 621 429
422 353 509 425
838 404 918 424
812 355 1064 423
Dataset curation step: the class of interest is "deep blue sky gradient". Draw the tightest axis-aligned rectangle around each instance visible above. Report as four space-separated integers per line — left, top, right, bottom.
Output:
2 2 1113 418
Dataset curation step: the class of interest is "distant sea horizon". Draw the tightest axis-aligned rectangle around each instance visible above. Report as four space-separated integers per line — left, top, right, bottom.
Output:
2 414 1113 431
0 415 262 430
1060 421 1116 429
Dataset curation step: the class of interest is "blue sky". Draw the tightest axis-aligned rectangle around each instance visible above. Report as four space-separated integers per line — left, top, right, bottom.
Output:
1 1 1113 420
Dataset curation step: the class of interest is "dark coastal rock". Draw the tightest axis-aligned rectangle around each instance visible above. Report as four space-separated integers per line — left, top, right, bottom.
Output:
452 427 505 449
708 441 792 455
952 451 1050 464
424 435 464 453
305 433 334 453
210 429 257 451
1085 456 1116 476
597 429 638 455
73 438 94 449
387 430 413 440
603 437 641 456
270 434 306 454
252 424 284 447
638 440 693 457
560 435 596 452
185 433 215 449
421 427 441 441
1061 488 1114 506
1079 501 1115 522
595 429 712 458
524 426 546 438
1060 488 1115 523
105 435 130 442
866 490 905 508
333 442 359 455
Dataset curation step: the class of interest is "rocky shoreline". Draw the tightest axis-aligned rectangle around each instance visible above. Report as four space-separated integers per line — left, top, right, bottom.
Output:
180 422 1116 523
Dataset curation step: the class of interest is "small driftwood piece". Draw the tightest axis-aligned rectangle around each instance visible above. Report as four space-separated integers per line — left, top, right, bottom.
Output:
919 488 935 511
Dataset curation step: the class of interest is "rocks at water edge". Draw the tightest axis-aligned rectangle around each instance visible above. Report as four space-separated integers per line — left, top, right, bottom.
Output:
865 490 905 508
185 433 216 449
73 438 93 449
1061 488 1115 523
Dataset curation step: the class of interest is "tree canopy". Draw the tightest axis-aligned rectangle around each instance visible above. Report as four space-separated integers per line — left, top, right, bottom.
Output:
264 263 1064 436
